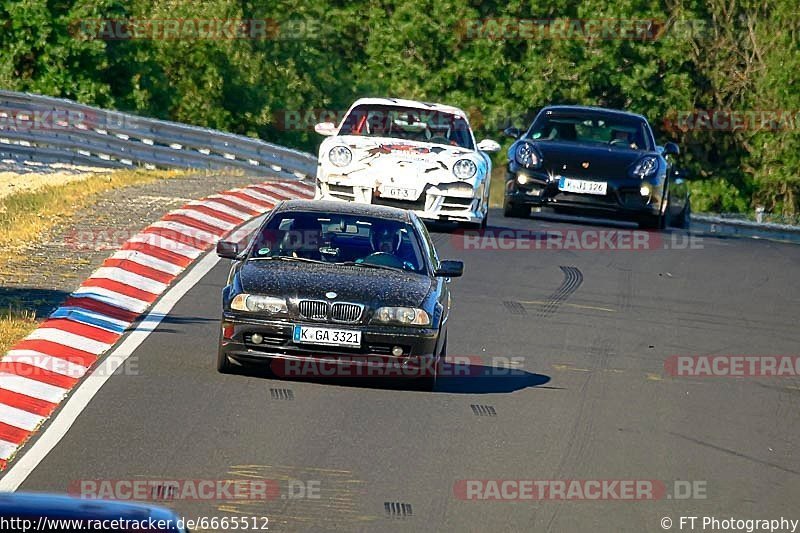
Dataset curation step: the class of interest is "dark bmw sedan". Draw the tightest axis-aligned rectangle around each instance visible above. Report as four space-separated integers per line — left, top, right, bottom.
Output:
503 106 690 229
215 199 462 387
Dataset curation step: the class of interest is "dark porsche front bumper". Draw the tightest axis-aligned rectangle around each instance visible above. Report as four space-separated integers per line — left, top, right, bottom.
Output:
219 313 442 375
505 169 664 219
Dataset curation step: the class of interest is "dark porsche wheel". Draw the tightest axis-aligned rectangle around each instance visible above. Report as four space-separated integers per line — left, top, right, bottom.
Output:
503 198 528 218
638 213 664 230
672 201 691 229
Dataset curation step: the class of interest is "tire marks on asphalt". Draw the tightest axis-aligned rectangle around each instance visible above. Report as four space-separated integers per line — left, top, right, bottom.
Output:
503 266 584 318
502 300 527 315
537 266 584 317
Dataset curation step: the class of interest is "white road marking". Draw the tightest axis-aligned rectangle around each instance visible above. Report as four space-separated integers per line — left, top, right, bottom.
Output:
90 267 167 295
0 215 265 490
4 350 89 378
25 329 110 356
0 373 68 404
0 404 46 432
110 250 184 276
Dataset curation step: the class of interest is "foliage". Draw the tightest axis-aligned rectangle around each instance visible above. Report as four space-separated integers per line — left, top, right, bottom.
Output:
1 0 798 214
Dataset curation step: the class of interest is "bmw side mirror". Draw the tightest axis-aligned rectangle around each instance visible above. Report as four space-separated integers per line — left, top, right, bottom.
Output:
663 142 680 156
216 240 240 259
503 127 521 139
435 260 464 278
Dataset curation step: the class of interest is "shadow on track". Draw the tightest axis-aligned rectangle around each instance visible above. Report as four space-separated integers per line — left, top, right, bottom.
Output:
227 361 551 395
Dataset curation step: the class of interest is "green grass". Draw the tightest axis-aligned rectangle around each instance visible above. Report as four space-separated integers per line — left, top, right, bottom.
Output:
0 168 190 354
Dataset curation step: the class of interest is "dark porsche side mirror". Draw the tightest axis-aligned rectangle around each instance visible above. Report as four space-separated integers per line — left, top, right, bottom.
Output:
435 260 464 278
503 127 522 139
663 142 680 156
216 240 240 259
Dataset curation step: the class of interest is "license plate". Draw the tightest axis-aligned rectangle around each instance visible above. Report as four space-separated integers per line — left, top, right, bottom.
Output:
381 187 417 200
293 325 361 347
558 177 608 195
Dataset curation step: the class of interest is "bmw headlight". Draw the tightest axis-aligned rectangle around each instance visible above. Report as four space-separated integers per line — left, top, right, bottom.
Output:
453 159 477 180
514 142 540 168
328 146 352 167
372 306 431 326
231 294 288 314
630 156 659 179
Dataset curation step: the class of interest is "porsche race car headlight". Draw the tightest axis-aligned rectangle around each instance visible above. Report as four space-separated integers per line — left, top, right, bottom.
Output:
231 294 288 314
372 306 431 326
514 142 540 168
328 146 352 167
453 159 477 180
630 156 659 179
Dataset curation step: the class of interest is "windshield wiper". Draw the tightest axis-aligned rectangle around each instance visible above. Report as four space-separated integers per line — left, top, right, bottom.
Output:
336 261 406 272
248 256 328 264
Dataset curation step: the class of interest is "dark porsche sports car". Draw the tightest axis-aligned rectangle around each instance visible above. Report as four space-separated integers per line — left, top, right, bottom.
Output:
503 105 690 229
216 200 462 388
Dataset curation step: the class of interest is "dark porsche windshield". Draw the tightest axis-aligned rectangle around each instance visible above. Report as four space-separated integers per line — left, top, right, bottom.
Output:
527 111 653 151
249 211 428 274
339 104 474 149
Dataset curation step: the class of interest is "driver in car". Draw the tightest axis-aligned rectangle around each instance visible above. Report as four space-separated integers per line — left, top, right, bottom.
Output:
355 224 415 270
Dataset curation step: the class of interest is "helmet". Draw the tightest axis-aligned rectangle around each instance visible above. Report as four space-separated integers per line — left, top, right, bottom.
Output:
370 225 402 254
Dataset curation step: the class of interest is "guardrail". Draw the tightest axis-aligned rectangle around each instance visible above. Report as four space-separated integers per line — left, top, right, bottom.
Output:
691 213 800 243
0 90 317 180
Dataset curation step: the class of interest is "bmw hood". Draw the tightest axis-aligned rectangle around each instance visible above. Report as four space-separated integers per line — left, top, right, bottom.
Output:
238 260 433 308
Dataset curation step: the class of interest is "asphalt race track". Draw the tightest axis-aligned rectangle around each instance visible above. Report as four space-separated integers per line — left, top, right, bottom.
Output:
11 210 800 532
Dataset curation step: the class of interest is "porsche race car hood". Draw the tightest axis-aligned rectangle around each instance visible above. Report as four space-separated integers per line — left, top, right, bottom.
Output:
326 135 477 182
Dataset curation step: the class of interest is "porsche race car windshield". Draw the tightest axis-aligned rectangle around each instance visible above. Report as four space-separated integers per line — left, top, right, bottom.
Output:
249 211 428 273
527 111 653 151
339 104 474 149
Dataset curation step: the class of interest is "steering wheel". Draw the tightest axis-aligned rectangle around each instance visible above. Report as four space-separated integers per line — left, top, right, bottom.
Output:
609 138 628 147
429 136 450 145
361 252 405 269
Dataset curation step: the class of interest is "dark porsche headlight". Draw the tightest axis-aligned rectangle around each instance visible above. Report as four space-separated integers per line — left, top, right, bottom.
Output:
514 142 540 168
372 306 431 326
231 294 288 314
630 156 659 179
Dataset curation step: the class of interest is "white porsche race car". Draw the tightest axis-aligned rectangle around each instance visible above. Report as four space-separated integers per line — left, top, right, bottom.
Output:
314 98 500 228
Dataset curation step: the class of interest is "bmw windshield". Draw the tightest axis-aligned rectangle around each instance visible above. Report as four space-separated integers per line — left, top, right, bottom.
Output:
248 211 429 274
